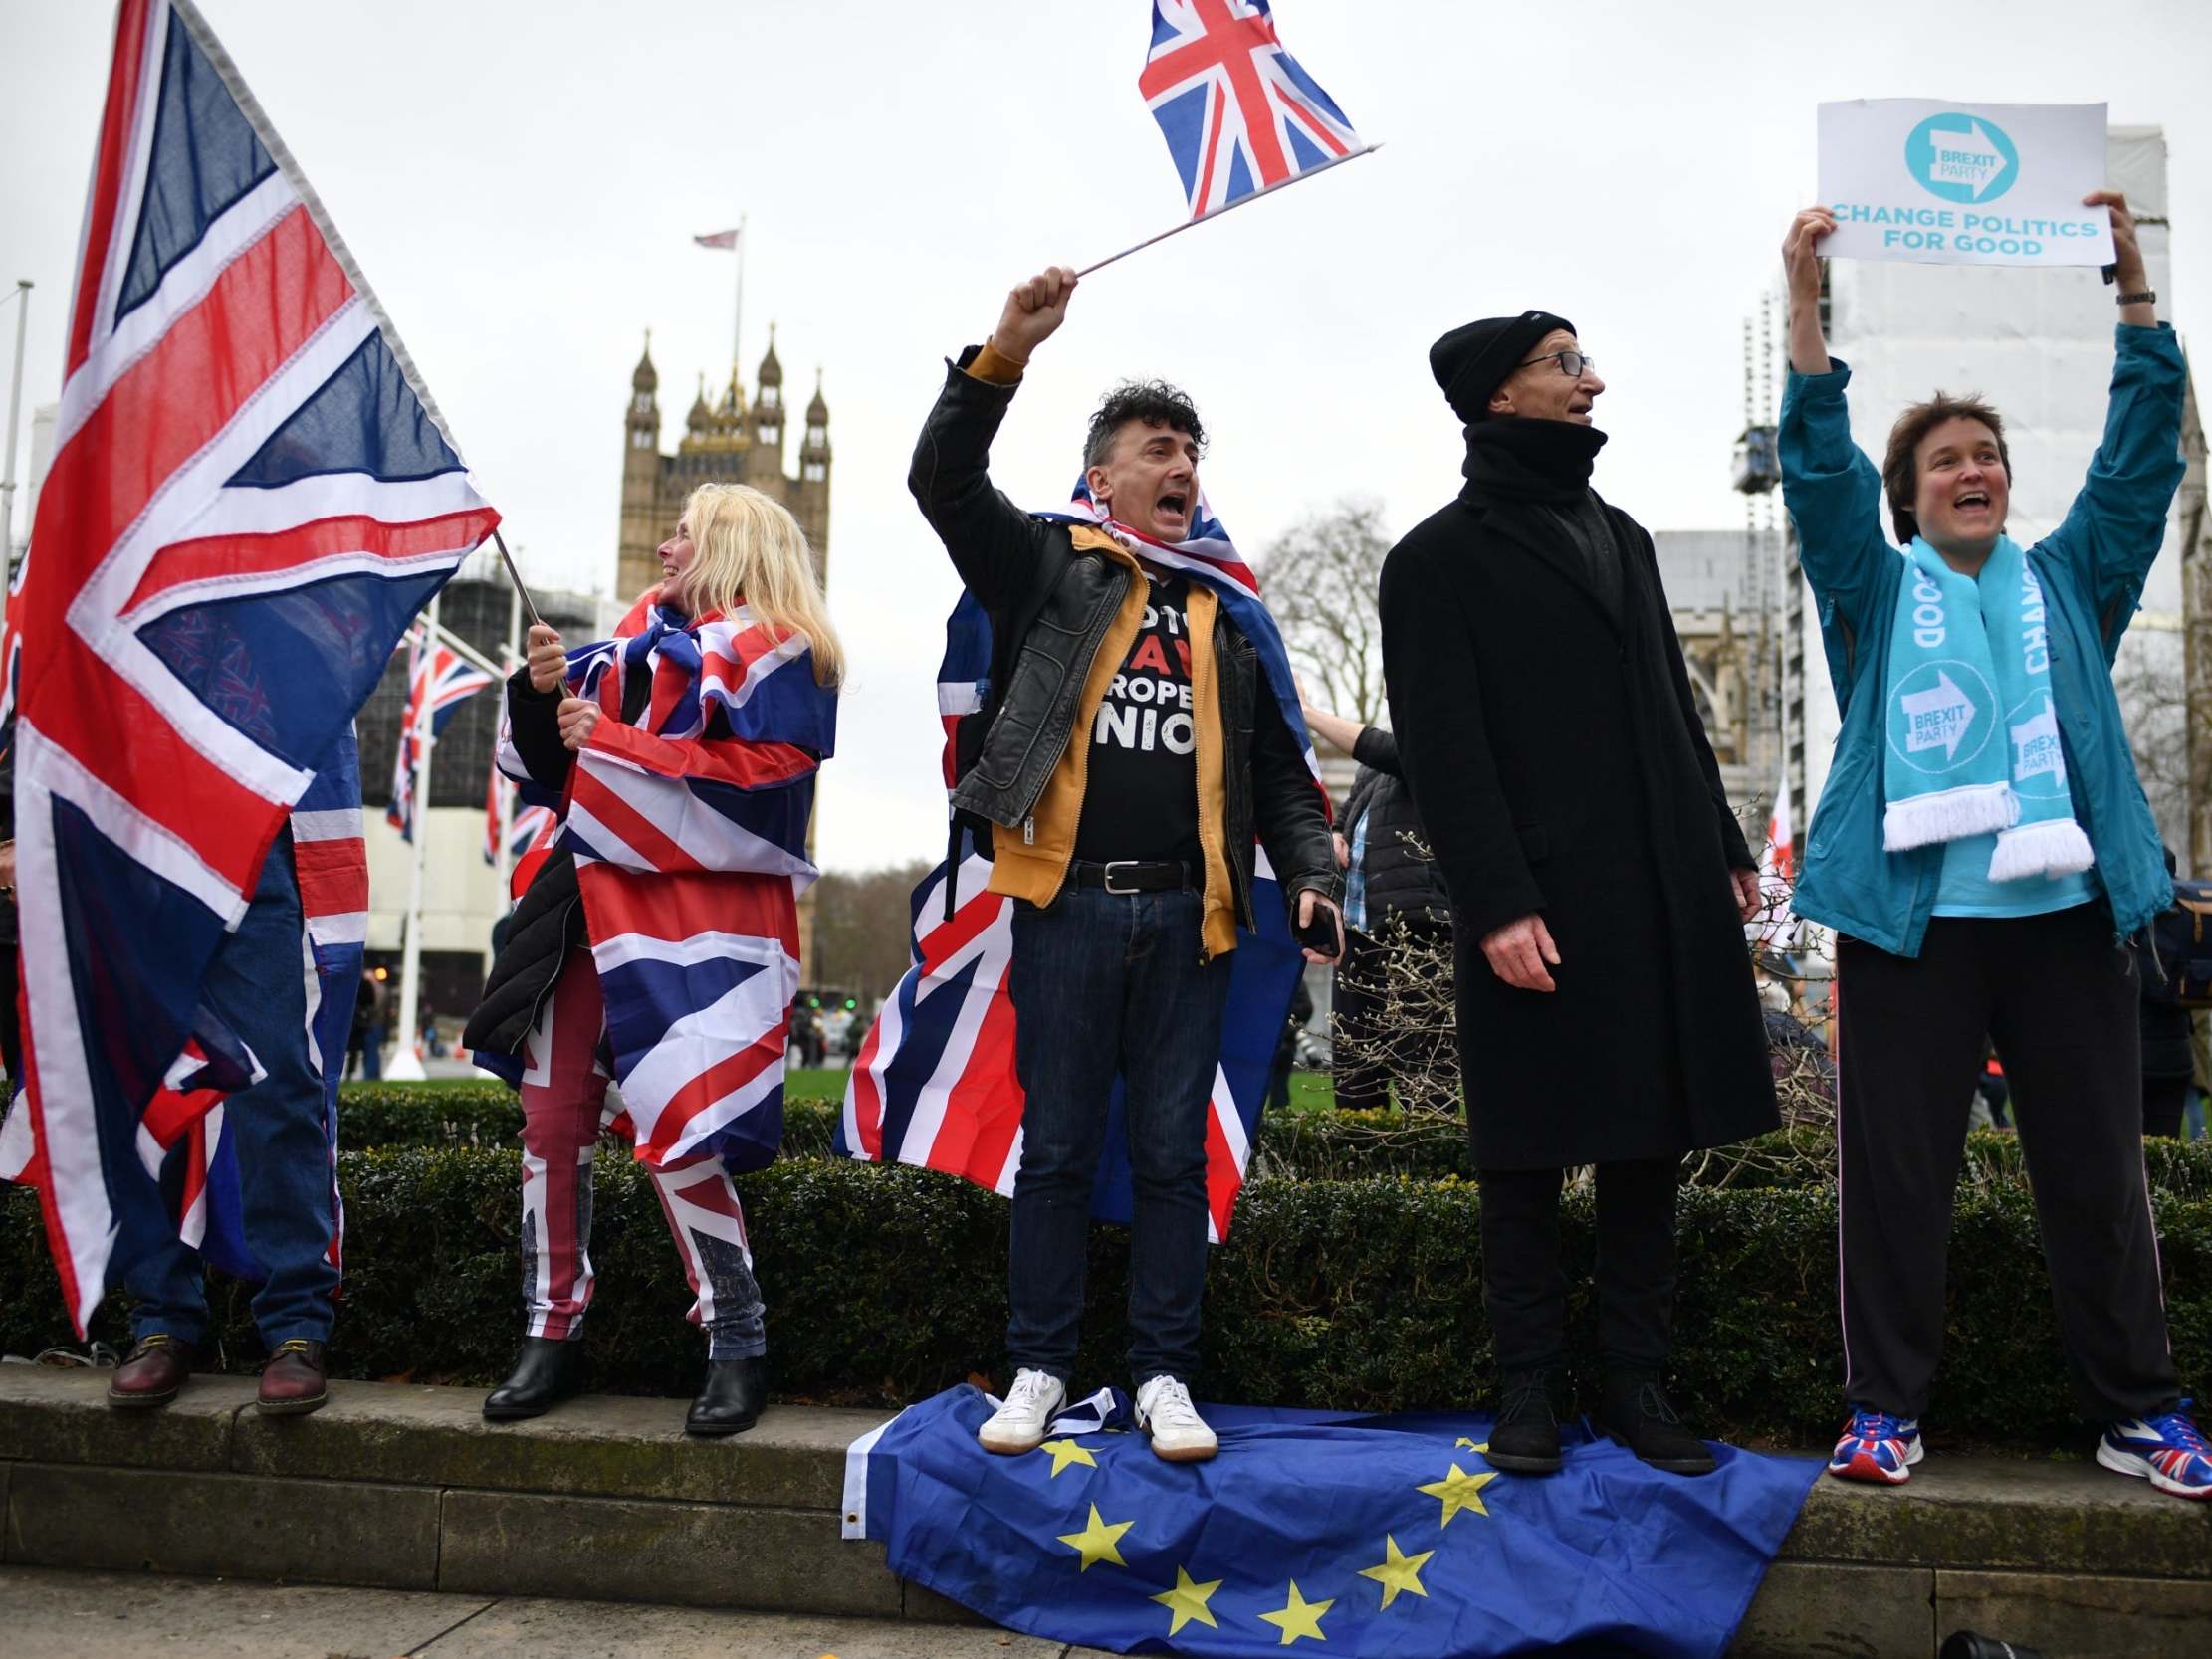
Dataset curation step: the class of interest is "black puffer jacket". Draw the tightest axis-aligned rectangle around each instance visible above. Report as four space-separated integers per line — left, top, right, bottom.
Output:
463 663 649 1068
1340 727 1450 927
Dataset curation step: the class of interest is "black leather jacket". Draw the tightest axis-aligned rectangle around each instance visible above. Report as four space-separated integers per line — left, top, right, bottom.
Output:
909 348 1339 930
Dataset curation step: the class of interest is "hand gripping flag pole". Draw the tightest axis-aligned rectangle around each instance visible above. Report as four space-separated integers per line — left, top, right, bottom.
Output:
1078 1 1376 277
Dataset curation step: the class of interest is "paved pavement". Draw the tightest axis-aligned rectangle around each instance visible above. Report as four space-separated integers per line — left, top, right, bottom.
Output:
2 1565 1111 1659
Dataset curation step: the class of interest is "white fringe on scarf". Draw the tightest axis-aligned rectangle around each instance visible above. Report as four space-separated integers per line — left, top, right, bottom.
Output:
1882 781 2017 852
1990 816 2098 883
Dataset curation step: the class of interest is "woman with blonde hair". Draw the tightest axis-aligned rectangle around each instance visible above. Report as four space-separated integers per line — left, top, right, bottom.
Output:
464 482 840 1434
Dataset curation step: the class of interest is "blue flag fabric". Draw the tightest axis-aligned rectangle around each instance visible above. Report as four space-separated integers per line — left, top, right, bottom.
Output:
849 1386 1817 1658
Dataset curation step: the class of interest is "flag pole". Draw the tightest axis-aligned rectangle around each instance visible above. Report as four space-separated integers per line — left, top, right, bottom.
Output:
490 528 540 629
384 592 441 1082
1 280 31 569
732 213 748 372
494 578 523 901
1074 142 1383 278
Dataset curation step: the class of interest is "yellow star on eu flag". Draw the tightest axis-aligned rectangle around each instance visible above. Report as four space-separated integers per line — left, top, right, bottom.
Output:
1455 1436 1489 1453
1151 1565 1224 1634
1417 1461 1498 1527
1056 1503 1134 1571
1037 1437 1097 1477
1257 1580 1334 1645
1358 1534 1436 1609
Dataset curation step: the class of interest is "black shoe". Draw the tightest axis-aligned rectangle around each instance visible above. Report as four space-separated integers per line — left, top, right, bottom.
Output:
686 1354 767 1437
1486 1368 1563 1474
1596 1370 1716 1476
483 1337 583 1421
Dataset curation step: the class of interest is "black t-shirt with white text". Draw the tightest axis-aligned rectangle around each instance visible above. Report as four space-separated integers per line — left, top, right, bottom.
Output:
1072 571 1204 870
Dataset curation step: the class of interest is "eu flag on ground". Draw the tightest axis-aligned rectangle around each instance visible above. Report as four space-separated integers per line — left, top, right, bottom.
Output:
847 1386 1818 1657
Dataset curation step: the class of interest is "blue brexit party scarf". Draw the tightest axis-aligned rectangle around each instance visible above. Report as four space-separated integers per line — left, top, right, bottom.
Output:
1881 536 2092 883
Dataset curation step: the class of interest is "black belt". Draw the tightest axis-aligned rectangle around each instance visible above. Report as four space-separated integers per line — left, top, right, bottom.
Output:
1067 859 1193 895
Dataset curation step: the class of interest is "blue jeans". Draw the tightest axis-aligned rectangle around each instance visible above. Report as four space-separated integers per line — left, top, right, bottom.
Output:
1006 886 1230 1386
127 831 340 1348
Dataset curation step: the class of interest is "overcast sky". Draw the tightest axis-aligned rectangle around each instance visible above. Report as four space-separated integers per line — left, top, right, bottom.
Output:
4 0 2207 872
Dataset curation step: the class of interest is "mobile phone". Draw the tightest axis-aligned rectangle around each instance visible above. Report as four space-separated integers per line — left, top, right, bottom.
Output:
1293 905 1342 956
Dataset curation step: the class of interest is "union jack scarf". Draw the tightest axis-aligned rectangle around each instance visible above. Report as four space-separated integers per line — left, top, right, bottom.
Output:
477 594 835 1173
838 486 1326 1240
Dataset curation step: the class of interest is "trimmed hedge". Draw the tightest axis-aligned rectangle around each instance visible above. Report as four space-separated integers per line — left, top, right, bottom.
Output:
333 1083 2212 1198
4 1149 2205 1448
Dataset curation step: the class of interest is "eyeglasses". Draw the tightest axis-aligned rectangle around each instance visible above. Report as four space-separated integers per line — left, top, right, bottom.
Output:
1520 349 1596 379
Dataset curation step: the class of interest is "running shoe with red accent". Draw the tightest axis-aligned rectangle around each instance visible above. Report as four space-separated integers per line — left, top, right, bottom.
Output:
1827 1407 1922 1484
2098 1405 2212 1501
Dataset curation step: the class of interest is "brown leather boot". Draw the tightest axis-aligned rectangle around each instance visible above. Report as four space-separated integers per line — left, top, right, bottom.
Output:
108 1334 195 1409
256 1339 328 1416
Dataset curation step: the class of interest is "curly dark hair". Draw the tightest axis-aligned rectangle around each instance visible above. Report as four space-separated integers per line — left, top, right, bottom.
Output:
1082 379 1207 471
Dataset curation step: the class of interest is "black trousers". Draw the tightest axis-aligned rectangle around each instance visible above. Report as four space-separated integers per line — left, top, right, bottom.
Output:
1838 904 2178 1421
2143 1075 2189 1139
1477 1156 1678 1373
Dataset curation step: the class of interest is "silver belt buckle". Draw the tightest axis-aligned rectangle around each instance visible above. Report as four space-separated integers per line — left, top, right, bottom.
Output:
1102 860 1143 895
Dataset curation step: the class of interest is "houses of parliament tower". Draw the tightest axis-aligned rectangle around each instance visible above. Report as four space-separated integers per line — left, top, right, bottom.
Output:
617 328 831 599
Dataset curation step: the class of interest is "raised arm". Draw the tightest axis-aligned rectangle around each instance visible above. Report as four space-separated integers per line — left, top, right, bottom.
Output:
908 268 1079 609
2040 192 2187 653
1777 206 1893 663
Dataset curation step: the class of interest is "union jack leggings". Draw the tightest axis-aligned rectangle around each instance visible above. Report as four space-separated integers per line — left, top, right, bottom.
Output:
518 948 766 1358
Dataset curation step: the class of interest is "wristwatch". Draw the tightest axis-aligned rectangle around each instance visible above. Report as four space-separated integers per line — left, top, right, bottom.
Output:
2117 290 2156 306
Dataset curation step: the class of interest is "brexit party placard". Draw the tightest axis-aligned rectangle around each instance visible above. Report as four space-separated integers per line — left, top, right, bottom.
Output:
1818 100 2115 268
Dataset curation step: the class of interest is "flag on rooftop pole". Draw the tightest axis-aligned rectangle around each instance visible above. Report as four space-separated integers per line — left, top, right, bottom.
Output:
385 626 494 842
1077 1 1378 276
0 0 498 1333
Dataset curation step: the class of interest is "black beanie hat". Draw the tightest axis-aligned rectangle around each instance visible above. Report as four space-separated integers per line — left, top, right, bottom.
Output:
1430 310 1575 424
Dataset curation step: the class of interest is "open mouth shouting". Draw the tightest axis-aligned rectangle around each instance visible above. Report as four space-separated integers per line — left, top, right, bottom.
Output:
1154 488 1191 533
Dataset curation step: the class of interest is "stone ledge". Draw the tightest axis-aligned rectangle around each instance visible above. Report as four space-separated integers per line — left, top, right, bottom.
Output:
1783 1452 2212 1579
7 1369 2212 1655
227 1377 883 1510
5 1462 441 1589
0 1367 252 1473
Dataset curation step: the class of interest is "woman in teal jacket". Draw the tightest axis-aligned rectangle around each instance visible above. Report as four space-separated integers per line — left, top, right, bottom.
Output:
1778 194 2206 1502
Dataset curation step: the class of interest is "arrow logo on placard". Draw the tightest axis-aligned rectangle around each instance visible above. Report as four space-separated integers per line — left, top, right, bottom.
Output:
1901 670 1977 760
1927 121 2010 201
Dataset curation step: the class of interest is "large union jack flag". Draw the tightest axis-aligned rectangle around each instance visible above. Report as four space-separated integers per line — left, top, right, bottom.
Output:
1139 0 1364 218
2 0 496 1331
838 489 1325 1241
386 630 494 841
478 595 835 1173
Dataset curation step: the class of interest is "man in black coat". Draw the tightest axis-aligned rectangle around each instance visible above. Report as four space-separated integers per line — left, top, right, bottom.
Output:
1379 311 1778 1477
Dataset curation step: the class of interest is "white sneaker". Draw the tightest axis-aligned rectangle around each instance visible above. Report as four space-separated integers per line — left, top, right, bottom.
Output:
978 1368 1066 1455
1135 1375 1218 1463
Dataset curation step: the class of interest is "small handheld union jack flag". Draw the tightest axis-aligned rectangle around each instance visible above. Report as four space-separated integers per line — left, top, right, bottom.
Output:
1140 1 1366 218
1078 2 1376 276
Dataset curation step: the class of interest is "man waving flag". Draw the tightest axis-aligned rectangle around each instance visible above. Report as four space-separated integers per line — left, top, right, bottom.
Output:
2 0 497 1339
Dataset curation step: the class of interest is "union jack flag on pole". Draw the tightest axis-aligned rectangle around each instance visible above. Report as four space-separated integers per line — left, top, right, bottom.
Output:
1079 3 1375 276
1141 1 1366 218
386 630 494 841
3 0 498 1332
